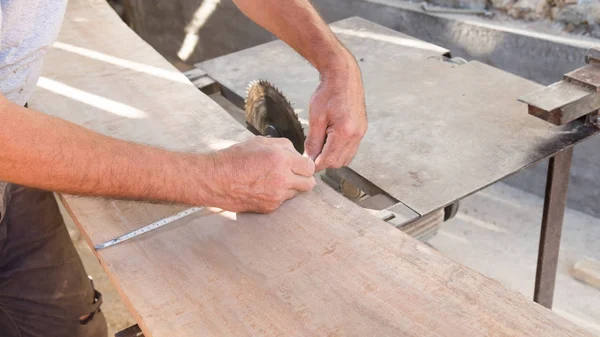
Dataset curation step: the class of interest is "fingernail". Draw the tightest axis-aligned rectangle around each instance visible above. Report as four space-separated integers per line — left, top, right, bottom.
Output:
302 152 315 162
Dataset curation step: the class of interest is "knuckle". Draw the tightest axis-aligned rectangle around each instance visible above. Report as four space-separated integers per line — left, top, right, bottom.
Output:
282 154 293 167
278 138 296 152
259 204 275 214
253 136 267 144
304 177 317 191
269 173 284 188
309 112 327 126
266 149 283 164
309 94 322 110
273 158 290 173
261 193 280 210
312 117 326 126
325 157 343 169
265 199 281 213
276 191 287 202
279 137 293 147
324 156 337 167
272 170 291 188
339 122 357 138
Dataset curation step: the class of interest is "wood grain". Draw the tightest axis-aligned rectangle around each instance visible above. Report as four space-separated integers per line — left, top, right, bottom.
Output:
571 259 600 289
29 1 593 336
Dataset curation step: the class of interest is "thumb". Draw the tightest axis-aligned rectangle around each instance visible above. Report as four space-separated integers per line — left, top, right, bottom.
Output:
304 117 327 161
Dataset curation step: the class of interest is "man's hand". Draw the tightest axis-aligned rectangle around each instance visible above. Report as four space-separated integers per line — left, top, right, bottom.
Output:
232 0 368 172
306 56 367 171
0 97 314 214
208 137 316 213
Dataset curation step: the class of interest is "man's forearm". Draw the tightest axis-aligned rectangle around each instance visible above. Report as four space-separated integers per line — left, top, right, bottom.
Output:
0 98 213 205
234 0 367 170
232 0 354 75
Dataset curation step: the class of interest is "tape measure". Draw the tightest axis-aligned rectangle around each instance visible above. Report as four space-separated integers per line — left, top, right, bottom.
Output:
94 207 205 251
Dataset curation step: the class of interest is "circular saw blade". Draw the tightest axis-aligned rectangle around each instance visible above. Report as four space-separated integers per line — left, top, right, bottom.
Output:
245 80 305 154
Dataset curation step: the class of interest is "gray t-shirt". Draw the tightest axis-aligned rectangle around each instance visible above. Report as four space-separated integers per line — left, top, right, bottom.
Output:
0 0 67 220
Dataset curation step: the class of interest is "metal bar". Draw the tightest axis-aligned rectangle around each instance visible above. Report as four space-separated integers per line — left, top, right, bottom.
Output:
585 47 600 66
334 167 391 197
420 2 494 16
533 147 574 308
115 324 143 337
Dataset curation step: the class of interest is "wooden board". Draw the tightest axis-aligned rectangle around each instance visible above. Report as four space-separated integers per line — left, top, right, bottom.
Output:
201 18 599 215
571 259 600 289
29 1 594 336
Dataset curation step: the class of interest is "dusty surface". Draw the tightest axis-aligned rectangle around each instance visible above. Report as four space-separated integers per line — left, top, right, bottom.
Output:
62 181 599 335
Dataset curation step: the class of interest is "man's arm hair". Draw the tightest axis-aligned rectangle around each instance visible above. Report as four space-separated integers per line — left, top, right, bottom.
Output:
0 96 214 205
231 0 354 76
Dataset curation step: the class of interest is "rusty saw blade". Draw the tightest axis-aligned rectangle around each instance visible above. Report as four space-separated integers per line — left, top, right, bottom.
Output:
245 80 305 153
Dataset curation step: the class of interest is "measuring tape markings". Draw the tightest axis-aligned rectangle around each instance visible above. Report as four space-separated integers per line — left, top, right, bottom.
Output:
94 206 205 251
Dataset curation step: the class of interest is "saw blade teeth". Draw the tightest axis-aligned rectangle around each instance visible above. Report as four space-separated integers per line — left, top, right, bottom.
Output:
245 80 259 102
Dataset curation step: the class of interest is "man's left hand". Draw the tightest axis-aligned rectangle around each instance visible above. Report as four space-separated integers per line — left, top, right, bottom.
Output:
305 56 367 172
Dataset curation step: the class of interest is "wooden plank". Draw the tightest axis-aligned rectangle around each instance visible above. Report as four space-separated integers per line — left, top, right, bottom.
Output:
518 81 594 112
29 1 593 337
519 80 600 125
565 64 600 92
571 259 600 289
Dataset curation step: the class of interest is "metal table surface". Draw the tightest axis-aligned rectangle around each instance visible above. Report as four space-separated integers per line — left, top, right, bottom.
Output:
200 17 598 217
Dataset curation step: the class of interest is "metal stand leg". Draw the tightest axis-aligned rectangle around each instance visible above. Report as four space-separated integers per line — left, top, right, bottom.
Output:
533 147 574 309
115 324 143 337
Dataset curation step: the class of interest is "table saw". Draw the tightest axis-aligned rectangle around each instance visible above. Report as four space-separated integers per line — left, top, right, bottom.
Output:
196 16 598 310
31 1 599 336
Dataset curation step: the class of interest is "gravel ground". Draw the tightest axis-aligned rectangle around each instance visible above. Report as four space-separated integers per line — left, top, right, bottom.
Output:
430 182 600 336
60 202 135 337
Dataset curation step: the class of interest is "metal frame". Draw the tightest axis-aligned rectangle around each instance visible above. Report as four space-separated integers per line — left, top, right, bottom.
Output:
115 324 143 337
533 147 574 309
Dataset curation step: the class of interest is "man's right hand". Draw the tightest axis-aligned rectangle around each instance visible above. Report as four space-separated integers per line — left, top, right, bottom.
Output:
207 137 316 213
0 98 315 213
